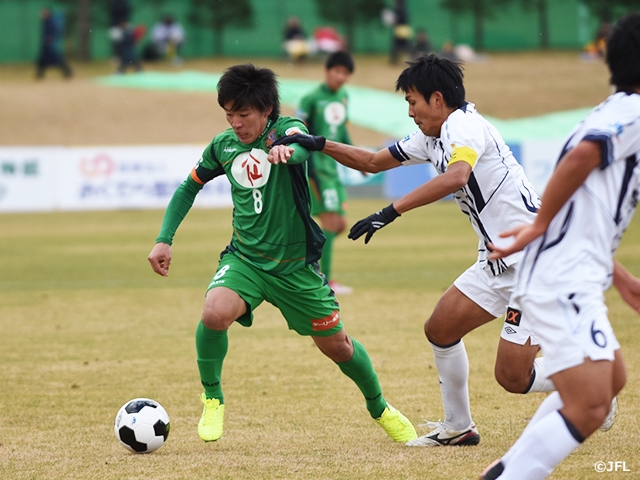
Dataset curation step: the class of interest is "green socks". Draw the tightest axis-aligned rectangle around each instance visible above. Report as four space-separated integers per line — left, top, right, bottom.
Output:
195 320 228 403
321 230 337 281
336 337 387 418
196 323 386 418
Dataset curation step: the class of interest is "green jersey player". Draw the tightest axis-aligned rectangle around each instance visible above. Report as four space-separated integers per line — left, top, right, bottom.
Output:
147 63 416 444
295 51 355 294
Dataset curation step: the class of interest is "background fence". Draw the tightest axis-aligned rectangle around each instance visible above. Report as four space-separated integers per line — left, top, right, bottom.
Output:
0 0 604 63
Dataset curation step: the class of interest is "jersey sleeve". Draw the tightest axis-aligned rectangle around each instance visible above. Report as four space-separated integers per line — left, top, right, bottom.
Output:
190 142 225 184
156 143 224 245
441 109 486 170
155 176 203 245
388 130 432 166
277 118 311 165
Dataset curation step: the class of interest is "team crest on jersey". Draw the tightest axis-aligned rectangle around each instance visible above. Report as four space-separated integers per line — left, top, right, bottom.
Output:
264 129 277 150
230 148 272 188
323 101 347 127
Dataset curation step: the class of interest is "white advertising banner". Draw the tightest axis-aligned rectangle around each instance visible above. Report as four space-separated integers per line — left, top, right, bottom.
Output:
0 147 61 212
520 139 565 195
0 145 232 212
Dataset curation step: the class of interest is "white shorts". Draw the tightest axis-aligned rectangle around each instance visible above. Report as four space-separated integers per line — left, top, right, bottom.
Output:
454 261 538 346
518 288 620 377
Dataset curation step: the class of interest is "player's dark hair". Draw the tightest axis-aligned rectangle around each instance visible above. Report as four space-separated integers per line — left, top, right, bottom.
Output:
217 64 280 121
606 12 640 90
395 53 465 108
326 51 354 73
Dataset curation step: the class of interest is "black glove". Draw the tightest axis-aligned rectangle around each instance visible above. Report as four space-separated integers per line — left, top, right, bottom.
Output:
348 204 400 244
271 133 326 151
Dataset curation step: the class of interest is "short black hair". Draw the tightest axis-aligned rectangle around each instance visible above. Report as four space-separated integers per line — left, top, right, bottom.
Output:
326 51 354 73
217 64 280 122
606 12 640 90
395 53 465 108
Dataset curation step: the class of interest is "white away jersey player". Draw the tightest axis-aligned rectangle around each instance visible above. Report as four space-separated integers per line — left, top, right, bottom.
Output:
515 91 640 296
389 102 540 276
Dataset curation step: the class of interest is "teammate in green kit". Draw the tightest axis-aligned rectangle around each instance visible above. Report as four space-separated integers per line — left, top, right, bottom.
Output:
147 63 416 444
295 51 355 294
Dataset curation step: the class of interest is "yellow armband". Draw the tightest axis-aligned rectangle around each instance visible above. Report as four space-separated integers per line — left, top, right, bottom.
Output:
448 146 478 168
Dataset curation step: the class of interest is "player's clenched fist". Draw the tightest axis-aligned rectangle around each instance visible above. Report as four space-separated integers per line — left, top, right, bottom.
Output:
348 204 401 244
267 144 294 164
148 242 172 276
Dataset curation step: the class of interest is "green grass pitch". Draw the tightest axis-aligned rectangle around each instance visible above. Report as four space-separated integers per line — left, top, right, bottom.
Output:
1 199 639 479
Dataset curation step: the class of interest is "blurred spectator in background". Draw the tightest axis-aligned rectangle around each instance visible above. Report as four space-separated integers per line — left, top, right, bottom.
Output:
115 21 143 74
151 15 186 65
283 16 310 62
313 26 347 55
412 28 432 59
109 0 132 61
389 0 412 64
295 51 356 294
582 20 611 61
36 7 72 79
439 40 458 60
595 20 611 57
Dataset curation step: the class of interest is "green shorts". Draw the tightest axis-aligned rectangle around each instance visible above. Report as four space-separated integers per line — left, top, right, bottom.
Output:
309 177 347 216
207 252 342 337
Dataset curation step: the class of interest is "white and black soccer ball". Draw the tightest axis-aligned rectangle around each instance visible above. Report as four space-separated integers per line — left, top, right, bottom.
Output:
114 398 170 453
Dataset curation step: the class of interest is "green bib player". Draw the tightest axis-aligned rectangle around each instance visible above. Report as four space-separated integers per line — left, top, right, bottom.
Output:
295 51 356 294
148 63 416 444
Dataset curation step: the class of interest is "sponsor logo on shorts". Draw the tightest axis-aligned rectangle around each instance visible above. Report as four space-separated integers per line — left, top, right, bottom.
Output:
503 326 517 335
311 310 340 331
505 307 522 327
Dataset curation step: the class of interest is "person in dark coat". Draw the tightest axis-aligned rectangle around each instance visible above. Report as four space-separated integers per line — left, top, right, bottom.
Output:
35 7 72 79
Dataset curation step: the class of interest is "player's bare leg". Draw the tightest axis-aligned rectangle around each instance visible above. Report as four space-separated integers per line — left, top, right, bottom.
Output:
202 286 247 330
313 327 353 362
494 338 544 393
425 285 495 344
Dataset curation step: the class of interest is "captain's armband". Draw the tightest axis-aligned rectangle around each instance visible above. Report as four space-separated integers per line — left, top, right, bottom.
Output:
448 146 478 168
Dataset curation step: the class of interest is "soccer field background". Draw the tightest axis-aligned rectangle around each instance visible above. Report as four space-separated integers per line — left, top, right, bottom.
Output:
1 200 639 479
1 53 639 479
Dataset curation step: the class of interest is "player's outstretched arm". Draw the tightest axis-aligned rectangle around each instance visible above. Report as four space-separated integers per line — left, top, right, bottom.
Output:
272 133 398 173
148 242 172 277
613 259 640 314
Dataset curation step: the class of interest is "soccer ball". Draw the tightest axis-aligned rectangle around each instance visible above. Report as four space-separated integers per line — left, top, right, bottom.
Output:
114 398 170 453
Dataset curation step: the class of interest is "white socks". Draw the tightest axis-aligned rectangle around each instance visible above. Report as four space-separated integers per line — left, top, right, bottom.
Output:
431 339 472 430
527 357 556 393
500 408 582 479
502 392 564 464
